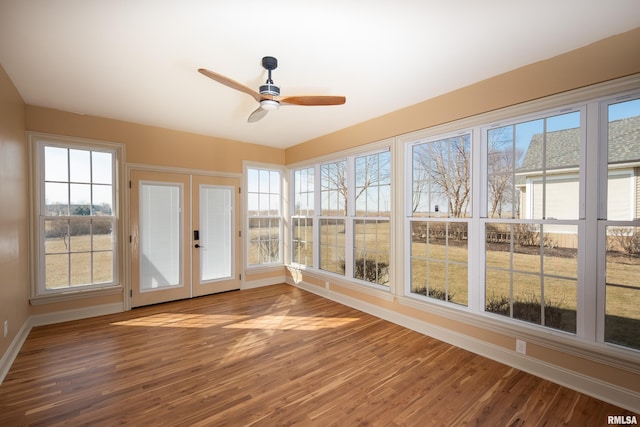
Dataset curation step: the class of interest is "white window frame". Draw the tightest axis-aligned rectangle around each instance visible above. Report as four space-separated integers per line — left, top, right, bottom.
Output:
405 130 473 307
29 132 124 302
245 164 284 269
287 142 393 291
291 166 315 268
595 92 640 350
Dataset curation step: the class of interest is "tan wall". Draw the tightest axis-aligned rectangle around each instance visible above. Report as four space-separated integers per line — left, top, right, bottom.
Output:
0 65 30 358
25 106 285 173
286 27 640 163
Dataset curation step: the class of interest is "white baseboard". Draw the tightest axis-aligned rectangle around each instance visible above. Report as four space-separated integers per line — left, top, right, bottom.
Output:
0 302 124 385
241 275 286 290
29 302 124 327
289 278 640 414
0 318 32 384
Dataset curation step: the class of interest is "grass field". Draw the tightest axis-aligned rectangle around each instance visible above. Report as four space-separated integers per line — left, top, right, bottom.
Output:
47 228 639 348
44 234 113 289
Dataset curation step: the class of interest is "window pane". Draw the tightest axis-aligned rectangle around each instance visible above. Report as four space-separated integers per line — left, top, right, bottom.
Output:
70 183 91 214
45 182 69 215
607 99 639 220
292 218 313 266
69 149 91 183
496 112 580 221
200 186 232 281
140 183 181 289
320 218 345 274
353 220 389 286
92 184 113 214
247 168 259 192
44 219 69 254
355 151 391 217
248 217 280 266
46 254 69 289
321 161 346 216
293 167 315 216
92 151 113 184
485 222 576 333
44 146 68 182
412 135 470 218
605 225 640 350
93 251 113 284
70 252 91 286
92 219 113 251
410 221 467 305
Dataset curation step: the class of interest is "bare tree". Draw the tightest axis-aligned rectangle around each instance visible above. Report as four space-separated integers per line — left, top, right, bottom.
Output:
413 136 471 218
320 152 391 216
487 127 523 218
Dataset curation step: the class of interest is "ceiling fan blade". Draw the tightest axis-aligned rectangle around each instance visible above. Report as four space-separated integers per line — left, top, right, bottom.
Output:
198 68 262 102
279 95 346 106
248 106 269 123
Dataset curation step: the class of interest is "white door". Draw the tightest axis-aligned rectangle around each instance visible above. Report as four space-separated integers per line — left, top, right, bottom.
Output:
130 170 240 307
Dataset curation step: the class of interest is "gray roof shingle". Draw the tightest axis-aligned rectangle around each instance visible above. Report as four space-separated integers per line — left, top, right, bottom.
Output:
517 116 640 173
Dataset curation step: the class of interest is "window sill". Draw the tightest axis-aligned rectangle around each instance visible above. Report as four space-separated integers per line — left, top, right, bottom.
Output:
30 285 124 306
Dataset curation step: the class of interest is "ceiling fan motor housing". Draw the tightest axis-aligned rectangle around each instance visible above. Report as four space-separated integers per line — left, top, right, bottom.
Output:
259 83 280 96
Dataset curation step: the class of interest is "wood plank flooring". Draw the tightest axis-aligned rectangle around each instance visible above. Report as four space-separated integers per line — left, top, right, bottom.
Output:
0 284 635 426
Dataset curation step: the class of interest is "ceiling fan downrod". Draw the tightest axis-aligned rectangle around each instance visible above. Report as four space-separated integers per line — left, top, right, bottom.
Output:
260 56 280 97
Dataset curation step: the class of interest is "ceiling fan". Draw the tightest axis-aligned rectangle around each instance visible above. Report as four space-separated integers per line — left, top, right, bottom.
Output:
198 56 346 123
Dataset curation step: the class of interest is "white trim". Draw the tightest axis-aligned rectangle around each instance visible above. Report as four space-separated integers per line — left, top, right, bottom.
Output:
0 302 124 385
241 275 287 290
288 277 640 414
28 132 126 300
30 302 125 327
0 317 31 385
126 162 242 179
29 285 123 305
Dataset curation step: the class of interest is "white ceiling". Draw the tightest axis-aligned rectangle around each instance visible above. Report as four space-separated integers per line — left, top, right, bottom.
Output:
1 1 638 149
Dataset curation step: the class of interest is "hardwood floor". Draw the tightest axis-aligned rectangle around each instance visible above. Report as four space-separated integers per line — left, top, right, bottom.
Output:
0 284 635 426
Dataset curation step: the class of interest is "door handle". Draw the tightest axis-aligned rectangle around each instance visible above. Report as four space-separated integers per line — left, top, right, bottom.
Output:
194 244 205 249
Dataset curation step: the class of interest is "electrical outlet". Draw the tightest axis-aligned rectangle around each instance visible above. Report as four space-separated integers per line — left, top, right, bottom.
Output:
3 320 7 338
516 339 526 354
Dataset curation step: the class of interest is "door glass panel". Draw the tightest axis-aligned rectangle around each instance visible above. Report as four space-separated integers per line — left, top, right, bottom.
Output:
140 183 182 290
200 186 233 281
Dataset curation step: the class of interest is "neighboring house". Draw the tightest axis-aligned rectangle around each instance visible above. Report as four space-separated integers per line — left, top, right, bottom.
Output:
516 116 640 245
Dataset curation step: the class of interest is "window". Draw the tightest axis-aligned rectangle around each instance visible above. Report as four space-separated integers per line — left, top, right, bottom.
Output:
484 111 581 333
292 146 392 287
320 160 346 274
601 97 640 350
34 138 119 295
247 167 282 266
409 134 470 305
292 167 314 267
353 151 391 285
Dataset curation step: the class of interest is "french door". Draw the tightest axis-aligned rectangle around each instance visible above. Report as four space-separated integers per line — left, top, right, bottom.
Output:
130 170 240 307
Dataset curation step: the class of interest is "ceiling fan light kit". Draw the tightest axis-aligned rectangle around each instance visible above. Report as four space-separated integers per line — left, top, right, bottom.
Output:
260 99 280 110
198 56 346 123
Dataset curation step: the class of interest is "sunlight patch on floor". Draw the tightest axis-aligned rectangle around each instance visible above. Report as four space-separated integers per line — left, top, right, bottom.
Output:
111 313 249 328
224 315 359 331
